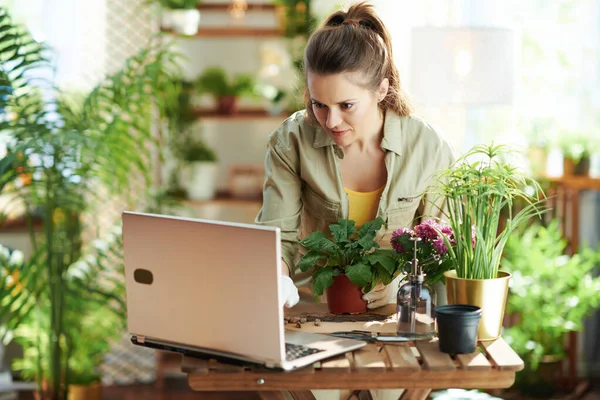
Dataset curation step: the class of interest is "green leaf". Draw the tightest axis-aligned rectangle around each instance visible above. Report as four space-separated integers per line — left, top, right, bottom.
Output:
330 219 355 243
298 250 326 272
345 262 371 288
366 250 397 275
357 216 385 238
300 231 337 252
312 266 334 297
357 233 378 250
373 263 393 285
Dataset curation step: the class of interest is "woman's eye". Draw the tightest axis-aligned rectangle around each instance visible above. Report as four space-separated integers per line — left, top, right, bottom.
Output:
312 102 325 109
341 103 353 110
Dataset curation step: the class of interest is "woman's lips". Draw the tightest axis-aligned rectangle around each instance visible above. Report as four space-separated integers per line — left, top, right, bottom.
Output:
330 129 348 137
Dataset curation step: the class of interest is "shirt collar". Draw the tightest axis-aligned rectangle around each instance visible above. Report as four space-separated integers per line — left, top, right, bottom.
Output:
312 109 404 157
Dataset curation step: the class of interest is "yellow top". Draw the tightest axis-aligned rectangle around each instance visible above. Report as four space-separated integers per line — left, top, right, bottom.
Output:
344 185 385 228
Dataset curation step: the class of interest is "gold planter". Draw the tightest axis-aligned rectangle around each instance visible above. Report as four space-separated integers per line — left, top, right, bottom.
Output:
443 270 511 341
68 382 102 400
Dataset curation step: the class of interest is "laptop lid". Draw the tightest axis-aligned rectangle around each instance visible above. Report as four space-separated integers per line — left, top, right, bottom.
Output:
122 211 285 365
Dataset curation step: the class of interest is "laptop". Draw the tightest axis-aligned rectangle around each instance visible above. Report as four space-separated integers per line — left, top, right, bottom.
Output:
121 211 366 371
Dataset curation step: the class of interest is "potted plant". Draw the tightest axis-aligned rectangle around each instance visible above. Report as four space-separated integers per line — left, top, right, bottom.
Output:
195 67 255 115
12 228 126 400
560 132 592 176
298 217 399 314
430 143 547 340
1 8 180 398
154 0 202 36
255 84 287 116
502 220 600 397
390 219 457 285
176 135 218 201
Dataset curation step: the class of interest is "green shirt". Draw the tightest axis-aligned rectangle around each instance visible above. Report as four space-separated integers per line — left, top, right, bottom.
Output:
255 109 456 295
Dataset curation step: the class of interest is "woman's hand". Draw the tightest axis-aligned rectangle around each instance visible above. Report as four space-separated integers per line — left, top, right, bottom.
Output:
362 283 391 309
280 275 300 308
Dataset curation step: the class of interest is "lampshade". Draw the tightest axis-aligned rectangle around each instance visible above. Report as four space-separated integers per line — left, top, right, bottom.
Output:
409 27 516 106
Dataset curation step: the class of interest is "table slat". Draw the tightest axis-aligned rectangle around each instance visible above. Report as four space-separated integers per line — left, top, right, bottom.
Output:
456 347 492 371
481 337 525 371
187 370 518 390
415 340 456 371
319 353 351 373
382 343 421 372
181 356 209 374
352 344 387 372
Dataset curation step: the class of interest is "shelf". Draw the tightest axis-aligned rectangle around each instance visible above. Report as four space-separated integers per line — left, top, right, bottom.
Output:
161 27 283 37
197 3 277 11
192 108 290 121
546 176 600 190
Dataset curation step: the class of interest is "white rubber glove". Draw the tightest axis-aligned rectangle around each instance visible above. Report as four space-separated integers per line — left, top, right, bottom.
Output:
362 282 391 309
279 275 300 308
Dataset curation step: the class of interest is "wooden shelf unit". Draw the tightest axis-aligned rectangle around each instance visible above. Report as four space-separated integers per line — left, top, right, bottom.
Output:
160 26 283 37
192 107 289 121
546 175 600 389
197 3 277 11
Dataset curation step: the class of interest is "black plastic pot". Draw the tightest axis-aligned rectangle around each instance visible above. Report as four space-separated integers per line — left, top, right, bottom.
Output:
435 304 482 354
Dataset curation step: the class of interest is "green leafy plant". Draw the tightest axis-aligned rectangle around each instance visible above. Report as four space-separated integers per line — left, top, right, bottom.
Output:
502 221 600 372
195 67 255 99
177 136 217 163
430 143 547 280
299 217 399 298
0 6 182 399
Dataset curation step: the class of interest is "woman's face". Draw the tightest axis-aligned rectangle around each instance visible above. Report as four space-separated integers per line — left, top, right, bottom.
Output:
307 71 388 148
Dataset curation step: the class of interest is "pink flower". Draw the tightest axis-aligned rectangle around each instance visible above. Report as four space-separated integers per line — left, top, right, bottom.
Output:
414 220 440 240
391 228 412 254
471 224 477 248
433 237 448 255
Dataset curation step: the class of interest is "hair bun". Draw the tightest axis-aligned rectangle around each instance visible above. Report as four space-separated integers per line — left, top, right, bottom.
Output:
343 18 360 27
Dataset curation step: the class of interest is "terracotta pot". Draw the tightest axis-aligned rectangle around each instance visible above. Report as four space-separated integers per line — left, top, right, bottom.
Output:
326 274 367 314
217 95 238 114
68 382 102 400
564 156 590 177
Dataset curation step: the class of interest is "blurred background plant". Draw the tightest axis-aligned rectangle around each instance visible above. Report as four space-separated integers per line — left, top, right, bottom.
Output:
0 6 183 398
502 220 600 397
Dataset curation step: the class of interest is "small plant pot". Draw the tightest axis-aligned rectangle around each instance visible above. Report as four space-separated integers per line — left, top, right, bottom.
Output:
326 274 367 314
435 304 482 354
217 95 238 114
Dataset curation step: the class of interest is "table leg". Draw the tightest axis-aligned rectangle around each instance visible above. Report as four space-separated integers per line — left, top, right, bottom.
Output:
289 391 317 400
398 389 431 400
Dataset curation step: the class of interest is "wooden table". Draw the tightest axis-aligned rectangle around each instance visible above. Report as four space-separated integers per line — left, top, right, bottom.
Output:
183 304 524 400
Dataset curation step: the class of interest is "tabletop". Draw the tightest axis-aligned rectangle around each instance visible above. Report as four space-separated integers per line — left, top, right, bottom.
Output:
183 304 524 399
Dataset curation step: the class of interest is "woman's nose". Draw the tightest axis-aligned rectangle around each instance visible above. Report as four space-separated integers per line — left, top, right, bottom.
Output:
326 109 342 129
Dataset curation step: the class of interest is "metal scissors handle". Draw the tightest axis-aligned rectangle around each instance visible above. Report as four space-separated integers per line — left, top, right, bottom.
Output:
329 330 409 343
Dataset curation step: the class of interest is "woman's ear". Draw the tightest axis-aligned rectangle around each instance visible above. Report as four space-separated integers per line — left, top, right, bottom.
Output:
377 78 389 101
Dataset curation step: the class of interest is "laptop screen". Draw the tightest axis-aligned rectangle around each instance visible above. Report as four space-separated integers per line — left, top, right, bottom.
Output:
122 211 286 363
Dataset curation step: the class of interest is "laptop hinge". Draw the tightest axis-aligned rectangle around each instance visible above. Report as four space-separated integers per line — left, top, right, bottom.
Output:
137 335 146 344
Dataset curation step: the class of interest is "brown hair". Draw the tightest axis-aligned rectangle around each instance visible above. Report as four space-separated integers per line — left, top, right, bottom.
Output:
303 2 412 122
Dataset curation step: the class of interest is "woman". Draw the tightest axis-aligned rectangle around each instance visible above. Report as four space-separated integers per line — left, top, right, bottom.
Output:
256 2 455 310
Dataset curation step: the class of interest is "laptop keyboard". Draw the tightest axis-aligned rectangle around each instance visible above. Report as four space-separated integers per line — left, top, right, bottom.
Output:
285 342 324 361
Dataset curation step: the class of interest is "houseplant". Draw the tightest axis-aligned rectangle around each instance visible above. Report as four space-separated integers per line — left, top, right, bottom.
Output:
1 7 181 399
390 219 456 285
195 67 255 114
430 143 547 340
560 132 592 176
502 220 600 397
298 217 399 314
153 0 202 36
176 134 218 200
